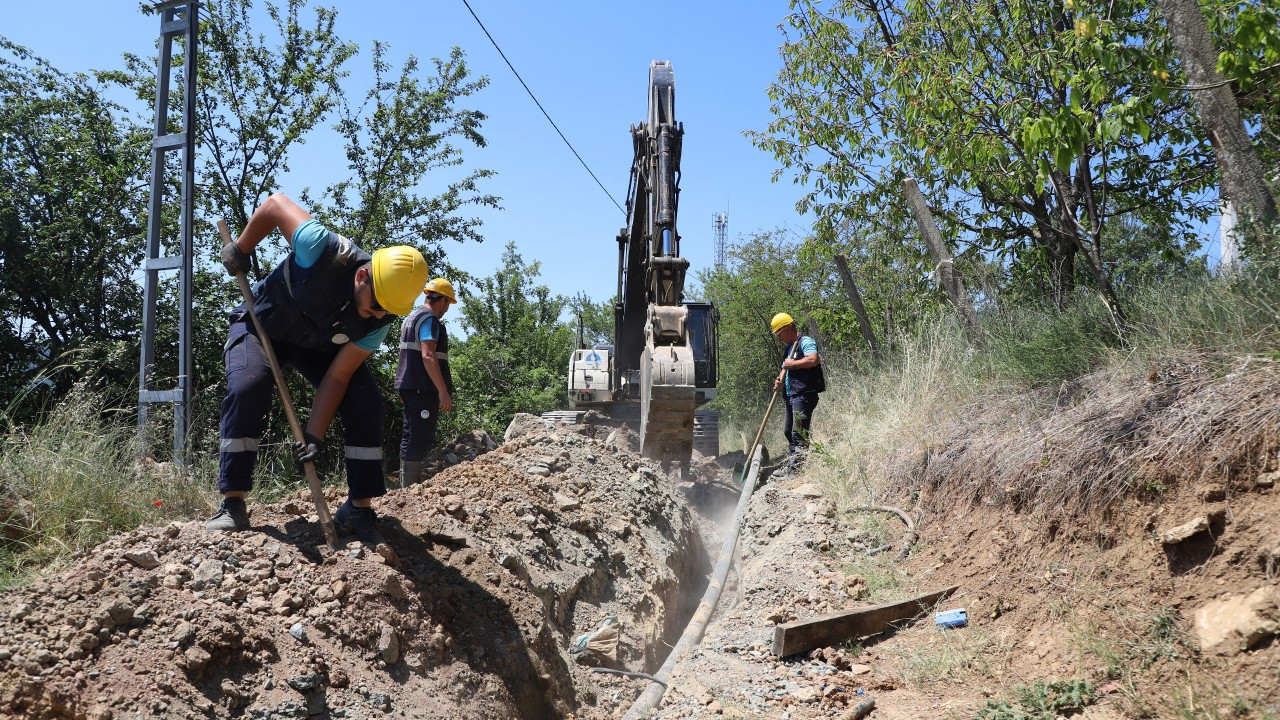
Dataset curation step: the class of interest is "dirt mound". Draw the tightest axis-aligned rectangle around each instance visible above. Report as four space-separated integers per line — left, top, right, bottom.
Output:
410 428 498 482
0 423 708 720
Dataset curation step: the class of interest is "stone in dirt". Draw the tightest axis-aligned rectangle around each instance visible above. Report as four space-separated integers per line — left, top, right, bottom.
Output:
1159 515 1209 544
1194 586 1280 654
122 550 160 569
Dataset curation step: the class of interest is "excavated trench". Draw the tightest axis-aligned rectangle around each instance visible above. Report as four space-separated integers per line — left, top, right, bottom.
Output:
0 414 734 720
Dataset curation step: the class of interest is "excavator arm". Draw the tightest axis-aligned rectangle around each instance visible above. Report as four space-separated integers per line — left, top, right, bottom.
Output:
565 61 716 467
613 61 710 470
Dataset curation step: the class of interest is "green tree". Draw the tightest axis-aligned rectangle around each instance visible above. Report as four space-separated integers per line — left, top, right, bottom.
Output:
567 291 615 349
0 39 150 418
699 230 835 423
752 0 1216 316
303 42 498 273
1209 0 1280 181
1158 0 1276 240
449 243 574 439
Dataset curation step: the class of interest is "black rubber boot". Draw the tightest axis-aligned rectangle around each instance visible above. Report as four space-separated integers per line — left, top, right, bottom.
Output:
399 460 423 488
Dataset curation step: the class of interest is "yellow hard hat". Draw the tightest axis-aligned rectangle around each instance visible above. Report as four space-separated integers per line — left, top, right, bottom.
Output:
424 277 457 304
371 246 428 316
770 312 794 334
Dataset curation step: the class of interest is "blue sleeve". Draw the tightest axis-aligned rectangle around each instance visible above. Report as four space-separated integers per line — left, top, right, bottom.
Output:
290 219 329 269
417 316 440 343
801 336 818 355
353 324 391 352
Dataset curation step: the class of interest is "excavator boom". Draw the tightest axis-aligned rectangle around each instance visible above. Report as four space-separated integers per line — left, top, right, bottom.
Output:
566 61 717 470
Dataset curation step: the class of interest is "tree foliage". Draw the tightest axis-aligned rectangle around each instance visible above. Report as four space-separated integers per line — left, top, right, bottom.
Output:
567 292 614 349
1208 0 1280 184
752 0 1217 314
448 243 575 439
302 43 499 273
0 39 150 417
698 228 927 422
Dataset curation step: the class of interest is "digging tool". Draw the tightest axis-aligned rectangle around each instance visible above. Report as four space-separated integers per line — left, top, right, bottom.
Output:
218 219 341 551
733 386 779 485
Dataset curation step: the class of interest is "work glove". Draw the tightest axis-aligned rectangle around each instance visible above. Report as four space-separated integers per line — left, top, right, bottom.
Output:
221 241 252 277
291 432 323 465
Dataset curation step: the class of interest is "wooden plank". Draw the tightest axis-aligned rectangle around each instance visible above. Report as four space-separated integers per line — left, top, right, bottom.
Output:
833 254 883 361
772 585 959 657
900 178 981 339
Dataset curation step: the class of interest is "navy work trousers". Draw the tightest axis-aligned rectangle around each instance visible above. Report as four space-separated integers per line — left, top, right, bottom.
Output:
218 320 386 500
399 389 440 462
783 391 820 453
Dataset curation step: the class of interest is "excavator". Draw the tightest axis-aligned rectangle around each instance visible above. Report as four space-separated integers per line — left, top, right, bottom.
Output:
556 61 718 469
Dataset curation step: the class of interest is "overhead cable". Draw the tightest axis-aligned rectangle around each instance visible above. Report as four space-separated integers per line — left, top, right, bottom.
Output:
459 0 626 216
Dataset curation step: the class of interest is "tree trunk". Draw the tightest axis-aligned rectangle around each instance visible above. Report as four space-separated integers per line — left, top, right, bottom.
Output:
1047 230 1076 308
1158 0 1277 238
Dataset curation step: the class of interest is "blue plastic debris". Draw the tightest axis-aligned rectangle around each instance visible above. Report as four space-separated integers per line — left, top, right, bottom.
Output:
935 608 968 628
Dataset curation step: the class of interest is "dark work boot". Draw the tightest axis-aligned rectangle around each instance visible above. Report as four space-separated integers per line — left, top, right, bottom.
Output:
333 500 386 545
205 496 250 533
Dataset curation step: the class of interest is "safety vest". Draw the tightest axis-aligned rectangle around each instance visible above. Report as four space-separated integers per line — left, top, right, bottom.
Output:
783 336 825 396
237 231 393 350
395 304 452 394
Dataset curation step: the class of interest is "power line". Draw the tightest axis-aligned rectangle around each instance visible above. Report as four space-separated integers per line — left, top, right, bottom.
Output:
459 0 626 216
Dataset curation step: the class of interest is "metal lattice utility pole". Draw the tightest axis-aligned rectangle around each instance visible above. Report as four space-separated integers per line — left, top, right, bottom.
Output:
138 0 198 461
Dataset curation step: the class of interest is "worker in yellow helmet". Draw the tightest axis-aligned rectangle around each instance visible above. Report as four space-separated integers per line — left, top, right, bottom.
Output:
208 193 428 546
770 312 825 474
394 277 457 486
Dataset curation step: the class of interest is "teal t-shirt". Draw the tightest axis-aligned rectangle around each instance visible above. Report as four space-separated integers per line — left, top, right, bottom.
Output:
291 219 390 352
784 335 819 396
418 314 442 342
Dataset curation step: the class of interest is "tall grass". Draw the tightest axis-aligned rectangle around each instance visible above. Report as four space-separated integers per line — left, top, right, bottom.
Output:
0 380 208 587
803 261 1280 511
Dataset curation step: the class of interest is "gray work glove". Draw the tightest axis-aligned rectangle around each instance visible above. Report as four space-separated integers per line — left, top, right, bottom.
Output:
291 432 322 465
221 241 252 276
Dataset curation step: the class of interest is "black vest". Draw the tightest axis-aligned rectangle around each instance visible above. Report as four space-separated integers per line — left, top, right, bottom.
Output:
784 336 826 395
395 304 452 393
236 231 392 350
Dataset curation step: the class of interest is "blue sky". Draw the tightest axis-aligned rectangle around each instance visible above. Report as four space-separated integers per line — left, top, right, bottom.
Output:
0 0 811 311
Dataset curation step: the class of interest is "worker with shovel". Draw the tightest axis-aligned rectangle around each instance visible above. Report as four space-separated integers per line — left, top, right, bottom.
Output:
394 277 456 487
207 193 428 545
771 313 825 475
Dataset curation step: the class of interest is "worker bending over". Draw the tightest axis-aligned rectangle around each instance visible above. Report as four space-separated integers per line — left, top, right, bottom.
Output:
394 277 456 486
771 313 825 473
207 193 428 545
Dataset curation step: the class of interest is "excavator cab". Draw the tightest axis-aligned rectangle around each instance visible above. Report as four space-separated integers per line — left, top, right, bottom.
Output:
685 302 718 404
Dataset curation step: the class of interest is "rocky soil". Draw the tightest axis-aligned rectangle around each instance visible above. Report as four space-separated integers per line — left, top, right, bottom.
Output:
653 461 1280 719
2 408 1277 720
0 416 709 720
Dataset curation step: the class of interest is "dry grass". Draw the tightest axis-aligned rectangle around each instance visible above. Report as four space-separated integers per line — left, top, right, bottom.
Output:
0 381 210 587
923 355 1280 511
882 623 1016 689
805 318 991 509
803 266 1280 515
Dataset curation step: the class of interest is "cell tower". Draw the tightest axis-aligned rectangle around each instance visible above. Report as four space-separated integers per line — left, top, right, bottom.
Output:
713 211 728 270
